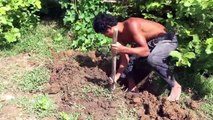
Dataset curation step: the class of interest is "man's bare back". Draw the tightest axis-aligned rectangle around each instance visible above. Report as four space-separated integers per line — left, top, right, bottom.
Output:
118 18 167 45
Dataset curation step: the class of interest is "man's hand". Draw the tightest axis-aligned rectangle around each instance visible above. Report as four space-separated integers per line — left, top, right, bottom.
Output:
108 73 120 91
111 42 125 54
108 73 120 84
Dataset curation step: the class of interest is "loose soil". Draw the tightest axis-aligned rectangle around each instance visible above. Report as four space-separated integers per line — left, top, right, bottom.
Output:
46 50 198 120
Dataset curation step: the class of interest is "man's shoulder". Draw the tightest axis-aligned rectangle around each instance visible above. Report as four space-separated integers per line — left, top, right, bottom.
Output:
124 17 144 26
123 17 144 31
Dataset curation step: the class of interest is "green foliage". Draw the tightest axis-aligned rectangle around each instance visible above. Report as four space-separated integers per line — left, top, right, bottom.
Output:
0 0 41 44
116 101 137 120
82 83 112 97
18 67 50 92
0 22 72 58
59 112 80 120
33 94 56 117
14 95 56 118
59 0 111 51
201 95 213 118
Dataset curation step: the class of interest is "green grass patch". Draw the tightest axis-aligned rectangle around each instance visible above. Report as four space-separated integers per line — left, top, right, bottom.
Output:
59 112 80 120
33 94 56 117
200 96 213 118
116 101 137 120
18 67 50 92
14 94 56 118
0 21 72 60
198 76 213 97
82 83 112 98
58 112 94 120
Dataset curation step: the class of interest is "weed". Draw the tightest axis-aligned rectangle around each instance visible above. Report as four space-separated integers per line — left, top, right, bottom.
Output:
200 95 213 119
199 76 213 96
14 94 56 118
18 67 50 92
116 101 137 120
13 96 35 115
33 94 56 117
82 83 112 98
58 112 94 120
59 112 80 120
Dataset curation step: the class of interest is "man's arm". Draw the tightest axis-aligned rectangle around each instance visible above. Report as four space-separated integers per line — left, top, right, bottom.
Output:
112 22 150 57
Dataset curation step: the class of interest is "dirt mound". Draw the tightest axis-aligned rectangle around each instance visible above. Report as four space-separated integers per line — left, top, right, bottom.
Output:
45 50 196 120
125 91 195 120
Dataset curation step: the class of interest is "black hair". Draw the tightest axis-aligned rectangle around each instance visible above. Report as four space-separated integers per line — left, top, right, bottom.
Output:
93 13 118 33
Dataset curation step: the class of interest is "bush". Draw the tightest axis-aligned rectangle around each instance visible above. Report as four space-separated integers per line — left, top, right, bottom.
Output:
59 0 112 51
0 0 41 44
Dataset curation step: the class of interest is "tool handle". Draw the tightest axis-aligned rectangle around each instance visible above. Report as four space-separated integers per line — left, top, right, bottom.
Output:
111 28 118 82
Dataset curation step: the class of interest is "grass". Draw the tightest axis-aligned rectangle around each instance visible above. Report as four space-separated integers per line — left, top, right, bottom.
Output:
82 83 112 98
0 21 72 59
116 100 137 120
33 94 56 117
58 112 94 120
200 95 213 118
13 94 56 118
59 112 80 120
17 67 50 92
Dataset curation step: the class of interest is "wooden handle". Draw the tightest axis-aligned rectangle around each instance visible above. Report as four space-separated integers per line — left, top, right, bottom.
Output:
112 28 118 82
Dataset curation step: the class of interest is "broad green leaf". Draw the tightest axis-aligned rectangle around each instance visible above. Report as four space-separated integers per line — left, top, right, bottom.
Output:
146 2 162 10
205 38 213 54
182 58 191 67
183 52 196 59
192 34 200 43
35 0 41 9
170 51 182 59
0 6 10 15
4 28 20 43
205 38 213 45
184 1 192 7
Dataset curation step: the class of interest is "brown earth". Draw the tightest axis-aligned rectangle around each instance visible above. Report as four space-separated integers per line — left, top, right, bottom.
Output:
45 50 198 120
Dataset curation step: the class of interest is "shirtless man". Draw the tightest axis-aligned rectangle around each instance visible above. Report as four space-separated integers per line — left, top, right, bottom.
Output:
93 13 181 101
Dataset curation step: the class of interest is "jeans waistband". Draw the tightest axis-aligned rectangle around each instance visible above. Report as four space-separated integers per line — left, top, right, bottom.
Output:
148 32 176 50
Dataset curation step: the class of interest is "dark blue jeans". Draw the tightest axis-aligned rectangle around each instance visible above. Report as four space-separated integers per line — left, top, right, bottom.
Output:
121 32 178 87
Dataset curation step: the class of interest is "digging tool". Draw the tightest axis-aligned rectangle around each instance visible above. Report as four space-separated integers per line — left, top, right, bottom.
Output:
109 28 118 91
125 71 154 92
136 71 154 89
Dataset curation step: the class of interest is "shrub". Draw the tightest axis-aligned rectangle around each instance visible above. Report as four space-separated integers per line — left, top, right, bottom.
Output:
59 0 111 51
0 0 41 44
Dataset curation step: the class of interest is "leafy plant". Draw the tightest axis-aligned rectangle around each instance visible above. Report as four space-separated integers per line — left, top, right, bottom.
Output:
14 95 56 118
33 94 56 117
59 112 80 120
0 0 41 44
59 0 111 51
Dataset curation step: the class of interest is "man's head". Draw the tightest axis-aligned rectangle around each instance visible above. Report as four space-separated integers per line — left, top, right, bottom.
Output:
93 13 118 37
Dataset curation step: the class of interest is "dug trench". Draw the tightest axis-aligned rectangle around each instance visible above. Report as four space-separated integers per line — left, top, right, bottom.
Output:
45 50 198 120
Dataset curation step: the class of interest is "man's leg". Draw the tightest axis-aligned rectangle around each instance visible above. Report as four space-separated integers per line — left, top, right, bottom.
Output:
147 39 181 101
127 76 139 92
